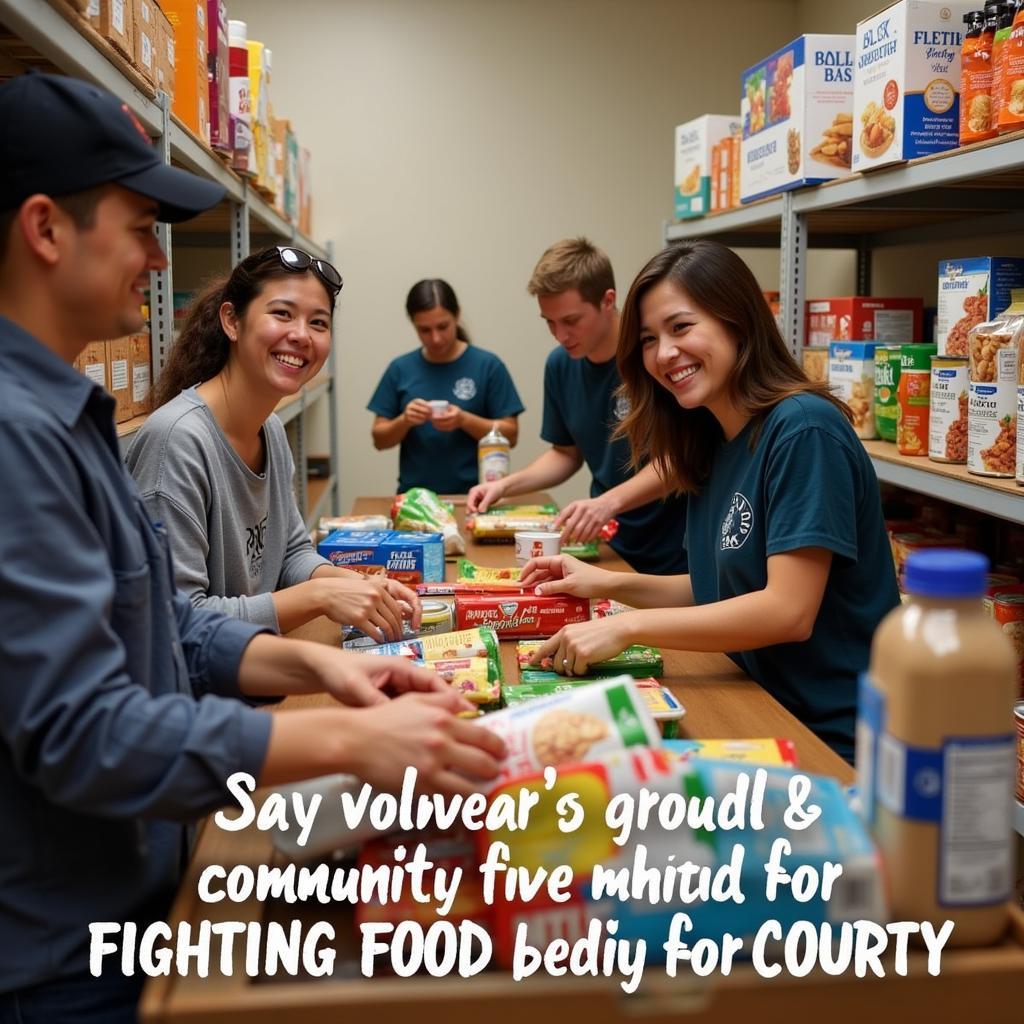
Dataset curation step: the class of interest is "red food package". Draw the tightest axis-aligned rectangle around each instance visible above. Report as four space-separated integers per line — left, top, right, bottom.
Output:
454 594 590 638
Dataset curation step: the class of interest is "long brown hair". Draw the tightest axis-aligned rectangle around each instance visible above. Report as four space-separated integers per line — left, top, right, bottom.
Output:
154 246 337 407
615 239 850 494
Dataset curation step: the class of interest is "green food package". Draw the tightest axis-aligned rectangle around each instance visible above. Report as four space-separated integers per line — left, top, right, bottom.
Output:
560 540 600 560
517 640 663 679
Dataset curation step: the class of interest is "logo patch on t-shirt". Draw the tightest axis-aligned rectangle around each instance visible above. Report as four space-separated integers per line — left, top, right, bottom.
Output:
613 394 631 421
453 377 477 401
721 492 753 550
246 515 267 577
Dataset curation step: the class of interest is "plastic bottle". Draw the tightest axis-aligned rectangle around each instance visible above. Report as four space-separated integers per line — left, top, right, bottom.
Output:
478 423 511 484
227 20 251 175
857 549 1017 945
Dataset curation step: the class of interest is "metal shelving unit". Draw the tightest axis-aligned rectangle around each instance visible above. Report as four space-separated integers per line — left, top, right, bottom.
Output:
0 0 338 525
664 129 1024 526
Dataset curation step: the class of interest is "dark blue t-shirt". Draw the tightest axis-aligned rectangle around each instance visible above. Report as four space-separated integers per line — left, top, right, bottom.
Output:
685 393 900 761
368 346 524 494
541 347 687 574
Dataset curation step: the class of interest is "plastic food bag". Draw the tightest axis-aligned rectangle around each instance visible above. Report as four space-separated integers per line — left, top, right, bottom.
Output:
392 487 465 556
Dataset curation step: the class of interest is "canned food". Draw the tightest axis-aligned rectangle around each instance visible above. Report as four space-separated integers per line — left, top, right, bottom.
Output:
1016 384 1024 486
981 577 1024 617
993 594 1024 696
418 599 455 636
928 357 968 463
890 532 961 588
896 344 936 456
968 380 1016 477
874 345 902 443
1016 702 1024 804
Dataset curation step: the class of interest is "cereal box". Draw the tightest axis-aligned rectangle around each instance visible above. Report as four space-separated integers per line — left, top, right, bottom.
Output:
829 341 878 438
740 35 855 203
853 0 974 172
937 257 1024 356
806 296 923 345
673 115 739 219
317 529 445 583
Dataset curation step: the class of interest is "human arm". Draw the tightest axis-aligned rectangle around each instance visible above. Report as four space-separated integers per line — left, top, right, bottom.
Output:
372 402 431 450
534 548 832 675
466 443 582 512
519 553 693 608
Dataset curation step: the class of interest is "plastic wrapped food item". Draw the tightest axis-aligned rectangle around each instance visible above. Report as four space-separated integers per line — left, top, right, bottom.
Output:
455 594 590 638
662 736 798 767
350 626 500 664
430 656 502 704
318 514 391 533
457 559 522 585
392 487 465 556
560 540 600 560
517 640 663 679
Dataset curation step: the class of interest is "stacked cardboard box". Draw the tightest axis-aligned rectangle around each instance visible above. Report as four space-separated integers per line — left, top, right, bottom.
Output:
160 0 208 142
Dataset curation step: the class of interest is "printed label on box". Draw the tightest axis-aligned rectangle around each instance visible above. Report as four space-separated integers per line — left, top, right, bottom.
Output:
673 115 738 219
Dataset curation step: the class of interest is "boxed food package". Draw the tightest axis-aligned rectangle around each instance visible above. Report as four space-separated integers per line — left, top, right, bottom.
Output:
107 337 132 423
937 257 1024 356
284 122 299 222
153 1 175 100
662 736 798 767
246 39 270 188
298 145 313 236
802 343 829 383
79 340 107 391
317 529 445 584
741 34 855 203
228 19 251 174
271 117 288 215
206 0 230 151
132 0 156 85
828 341 878 438
806 296 923 345
160 0 208 142
129 333 152 418
454 594 590 639
673 114 739 219
87 0 135 60
853 0 974 172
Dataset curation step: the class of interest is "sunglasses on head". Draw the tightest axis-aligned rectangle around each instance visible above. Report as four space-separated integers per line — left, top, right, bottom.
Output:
258 245 343 295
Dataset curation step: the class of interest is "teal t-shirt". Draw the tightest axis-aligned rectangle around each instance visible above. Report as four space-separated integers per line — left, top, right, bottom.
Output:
541 347 687 574
368 346 524 494
684 394 899 761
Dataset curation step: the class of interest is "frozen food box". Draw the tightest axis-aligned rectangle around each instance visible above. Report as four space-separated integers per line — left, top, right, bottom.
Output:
317 529 444 583
853 0 974 172
673 114 740 219
741 34 855 202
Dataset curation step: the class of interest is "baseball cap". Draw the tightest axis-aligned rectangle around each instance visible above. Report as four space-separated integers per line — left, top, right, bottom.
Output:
0 71 225 222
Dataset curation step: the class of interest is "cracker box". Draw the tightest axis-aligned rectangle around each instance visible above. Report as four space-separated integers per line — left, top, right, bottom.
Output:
673 114 739 219
852 0 974 172
937 257 1024 356
740 34 854 203
316 530 445 584
829 341 878 438
806 296 923 345
454 594 590 639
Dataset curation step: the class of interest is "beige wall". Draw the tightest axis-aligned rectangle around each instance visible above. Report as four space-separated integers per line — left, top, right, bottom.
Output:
231 0 801 510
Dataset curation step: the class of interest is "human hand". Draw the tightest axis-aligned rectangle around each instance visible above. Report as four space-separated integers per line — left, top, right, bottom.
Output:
530 617 632 676
554 495 616 545
403 398 432 426
312 650 453 706
314 575 405 642
466 478 509 513
382 576 422 631
345 691 508 795
518 554 615 599
431 404 462 432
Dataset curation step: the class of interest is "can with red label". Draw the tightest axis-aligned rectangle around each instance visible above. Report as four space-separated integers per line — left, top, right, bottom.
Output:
993 594 1024 696
1016 702 1024 804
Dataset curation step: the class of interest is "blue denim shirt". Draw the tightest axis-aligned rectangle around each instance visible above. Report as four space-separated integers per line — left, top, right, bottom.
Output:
0 317 273 992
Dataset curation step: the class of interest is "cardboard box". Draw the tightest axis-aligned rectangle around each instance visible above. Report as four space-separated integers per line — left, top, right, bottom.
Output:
271 117 288 215
852 0 974 172
729 127 741 208
937 257 1024 356
153 1 175 100
316 531 445 584
298 145 312 236
806 296 923 345
87 0 135 60
828 340 878 438
673 114 739 219
284 124 299 222
206 0 230 151
133 0 156 85
130 333 153 418
107 337 132 423
741 34 855 203
80 341 108 391
160 0 208 142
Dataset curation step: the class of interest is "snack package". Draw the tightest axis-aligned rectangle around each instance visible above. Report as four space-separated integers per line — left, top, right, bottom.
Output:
662 736 798 767
318 514 391 533
591 598 635 618
560 540 600 560
416 580 531 597
429 656 502 704
351 626 500 664
517 640 664 679
457 559 523 585
455 594 590 638
317 530 445 583
392 487 465 557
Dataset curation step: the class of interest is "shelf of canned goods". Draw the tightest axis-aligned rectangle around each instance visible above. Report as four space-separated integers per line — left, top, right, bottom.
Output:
664 129 1024 525
0 0 339 528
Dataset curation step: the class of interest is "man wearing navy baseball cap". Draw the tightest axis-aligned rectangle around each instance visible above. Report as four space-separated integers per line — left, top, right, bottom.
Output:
0 73 503 1024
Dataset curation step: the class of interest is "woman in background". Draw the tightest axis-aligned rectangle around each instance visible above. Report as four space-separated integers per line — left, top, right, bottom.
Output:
369 279 524 494
128 245 419 639
521 240 899 761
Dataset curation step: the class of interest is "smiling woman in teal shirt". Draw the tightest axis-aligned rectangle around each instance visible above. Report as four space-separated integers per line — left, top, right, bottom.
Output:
519 241 899 761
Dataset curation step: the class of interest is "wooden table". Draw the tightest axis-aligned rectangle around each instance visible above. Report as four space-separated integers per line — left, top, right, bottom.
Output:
140 497 1024 1023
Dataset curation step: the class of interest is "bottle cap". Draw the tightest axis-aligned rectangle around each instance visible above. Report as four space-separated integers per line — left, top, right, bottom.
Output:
904 549 989 598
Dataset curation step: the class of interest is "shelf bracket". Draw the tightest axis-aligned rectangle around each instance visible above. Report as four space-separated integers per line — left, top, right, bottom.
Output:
149 91 174 379
779 192 806 357
231 200 250 268
856 236 872 296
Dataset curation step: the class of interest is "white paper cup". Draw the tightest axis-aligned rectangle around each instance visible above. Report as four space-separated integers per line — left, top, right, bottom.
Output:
429 400 451 418
515 530 561 566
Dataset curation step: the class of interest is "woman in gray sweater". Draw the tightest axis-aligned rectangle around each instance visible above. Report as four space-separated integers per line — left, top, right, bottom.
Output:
128 245 419 639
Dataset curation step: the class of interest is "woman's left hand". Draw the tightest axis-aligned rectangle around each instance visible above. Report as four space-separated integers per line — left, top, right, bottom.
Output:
431 404 462 432
382 577 422 630
531 617 631 676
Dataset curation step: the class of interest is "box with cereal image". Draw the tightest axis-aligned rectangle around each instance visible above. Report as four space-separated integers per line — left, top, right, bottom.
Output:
673 114 739 219
740 34 854 203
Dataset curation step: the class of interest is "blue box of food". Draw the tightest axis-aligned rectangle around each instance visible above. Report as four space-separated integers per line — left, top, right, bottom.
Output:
317 530 445 583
